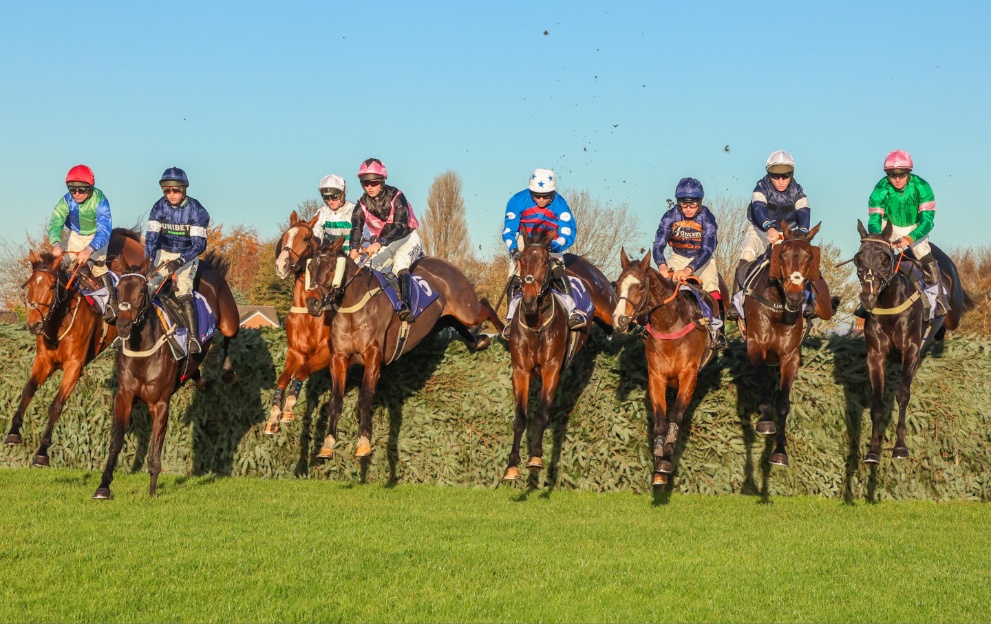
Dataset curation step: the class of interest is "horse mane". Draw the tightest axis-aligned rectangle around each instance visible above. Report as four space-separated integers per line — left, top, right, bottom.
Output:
30 251 57 271
111 227 142 242
200 250 230 279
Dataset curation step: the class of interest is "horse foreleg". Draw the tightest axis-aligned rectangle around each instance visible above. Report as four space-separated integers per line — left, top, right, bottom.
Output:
33 361 85 466
660 366 699 474
355 344 383 458
6 355 56 446
526 365 561 472
504 367 531 481
94 390 134 500
893 346 922 459
865 347 887 464
146 399 171 497
747 341 776 436
266 350 303 434
317 353 348 459
284 348 329 422
770 352 800 467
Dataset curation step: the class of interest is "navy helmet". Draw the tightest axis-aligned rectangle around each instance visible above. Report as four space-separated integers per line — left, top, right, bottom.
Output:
160 166 189 187
674 177 704 200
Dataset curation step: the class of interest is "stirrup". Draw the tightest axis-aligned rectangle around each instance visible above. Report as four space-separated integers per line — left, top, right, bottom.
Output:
397 305 415 322
568 312 586 329
188 338 201 355
713 332 728 351
501 324 512 340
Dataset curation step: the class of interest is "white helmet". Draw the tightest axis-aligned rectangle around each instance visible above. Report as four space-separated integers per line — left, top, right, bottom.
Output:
528 168 557 193
319 173 347 198
765 150 795 174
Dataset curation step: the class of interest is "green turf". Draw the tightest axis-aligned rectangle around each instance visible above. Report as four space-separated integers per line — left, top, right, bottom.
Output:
1 469 988 623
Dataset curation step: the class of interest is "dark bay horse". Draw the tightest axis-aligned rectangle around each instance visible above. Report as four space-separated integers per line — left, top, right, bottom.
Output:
741 221 833 467
93 254 240 499
264 210 330 434
612 249 727 486
854 220 965 463
304 237 503 460
502 228 617 481
5 229 145 465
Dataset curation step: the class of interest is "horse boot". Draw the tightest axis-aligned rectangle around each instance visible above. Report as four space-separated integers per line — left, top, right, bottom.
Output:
98 271 118 322
726 260 749 321
920 254 948 318
397 270 415 322
179 295 201 354
553 261 585 329
712 297 728 351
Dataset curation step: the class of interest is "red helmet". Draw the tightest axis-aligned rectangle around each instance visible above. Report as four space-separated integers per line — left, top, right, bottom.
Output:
883 150 913 172
65 164 95 186
358 158 387 181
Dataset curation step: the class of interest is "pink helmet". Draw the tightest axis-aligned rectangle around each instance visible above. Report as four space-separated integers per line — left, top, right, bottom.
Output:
358 158 387 180
883 150 913 172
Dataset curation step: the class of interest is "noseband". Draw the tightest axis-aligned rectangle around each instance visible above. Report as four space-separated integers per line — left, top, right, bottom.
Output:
520 244 553 300
857 238 898 301
116 273 152 335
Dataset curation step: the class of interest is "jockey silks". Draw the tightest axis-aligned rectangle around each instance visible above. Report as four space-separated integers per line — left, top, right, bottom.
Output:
502 189 576 253
145 196 210 265
652 205 719 271
748 175 810 232
351 185 419 245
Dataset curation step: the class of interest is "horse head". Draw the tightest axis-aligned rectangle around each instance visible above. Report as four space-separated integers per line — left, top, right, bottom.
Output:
768 221 822 313
518 227 556 315
612 248 656 333
275 210 321 280
22 250 67 336
115 257 154 341
304 236 348 316
854 219 897 311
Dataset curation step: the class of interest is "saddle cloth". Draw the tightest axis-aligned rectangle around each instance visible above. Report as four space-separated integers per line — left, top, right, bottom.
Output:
152 292 217 359
79 271 119 314
678 285 723 332
371 270 439 320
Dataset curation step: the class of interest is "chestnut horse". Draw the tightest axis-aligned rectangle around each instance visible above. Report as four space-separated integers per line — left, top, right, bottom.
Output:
612 249 727 486
502 228 617 481
5 229 145 465
740 221 833 467
263 210 330 434
304 237 503 460
853 220 965 463
93 253 239 499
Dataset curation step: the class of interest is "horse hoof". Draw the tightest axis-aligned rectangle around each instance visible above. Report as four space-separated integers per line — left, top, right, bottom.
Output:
221 370 237 384
263 421 280 435
355 443 373 458
280 411 296 423
755 420 776 436
525 457 544 471
4 434 22 446
502 466 520 481
892 447 909 459
864 453 880 465
473 336 492 352
316 446 334 459
658 460 674 474
769 452 789 467
651 472 668 487
31 455 50 468
93 488 113 500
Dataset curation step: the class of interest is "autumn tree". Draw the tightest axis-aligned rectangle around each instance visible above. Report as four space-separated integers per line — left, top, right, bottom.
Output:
421 170 473 265
561 189 643 276
205 223 262 297
952 246 989 336
249 240 293 320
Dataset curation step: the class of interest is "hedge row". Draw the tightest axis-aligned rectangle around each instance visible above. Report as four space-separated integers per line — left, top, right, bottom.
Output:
1 323 990 500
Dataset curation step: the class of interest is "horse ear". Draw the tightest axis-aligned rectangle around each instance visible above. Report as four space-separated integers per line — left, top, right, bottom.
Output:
140 255 153 273
290 209 299 224
781 221 792 239
48 254 61 270
806 222 821 241
29 250 40 264
769 244 783 279
857 219 869 239
620 247 630 267
881 220 894 240
307 213 320 229
810 245 822 281
639 251 651 272
331 236 345 254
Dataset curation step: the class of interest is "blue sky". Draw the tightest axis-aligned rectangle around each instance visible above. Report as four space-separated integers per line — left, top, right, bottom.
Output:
2 1 989 259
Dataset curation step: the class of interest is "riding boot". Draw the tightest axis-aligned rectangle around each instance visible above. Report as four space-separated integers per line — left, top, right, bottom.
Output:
803 286 818 319
397 271 415 322
726 260 749 321
712 297 728 351
553 261 585 328
180 295 201 354
920 254 948 318
98 271 117 322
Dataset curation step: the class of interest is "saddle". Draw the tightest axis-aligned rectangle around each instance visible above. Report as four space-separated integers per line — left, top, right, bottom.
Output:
151 293 217 361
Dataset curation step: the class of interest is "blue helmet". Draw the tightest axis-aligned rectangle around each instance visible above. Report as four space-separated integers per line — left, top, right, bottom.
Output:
674 177 704 200
160 167 189 187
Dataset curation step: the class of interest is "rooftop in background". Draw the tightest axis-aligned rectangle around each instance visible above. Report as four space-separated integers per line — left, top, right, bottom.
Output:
0 310 20 324
237 305 280 329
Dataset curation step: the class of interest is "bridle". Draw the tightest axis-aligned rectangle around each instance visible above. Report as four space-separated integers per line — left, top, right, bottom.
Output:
116 272 152 338
309 251 371 313
23 267 70 329
520 242 553 300
616 267 686 330
855 238 899 300
280 223 315 275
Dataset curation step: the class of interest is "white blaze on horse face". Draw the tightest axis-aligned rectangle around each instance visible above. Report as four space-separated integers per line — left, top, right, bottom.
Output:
789 271 804 287
613 273 641 324
275 227 298 279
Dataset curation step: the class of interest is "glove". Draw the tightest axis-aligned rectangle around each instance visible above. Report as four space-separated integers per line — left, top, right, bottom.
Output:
166 259 183 272
510 249 521 262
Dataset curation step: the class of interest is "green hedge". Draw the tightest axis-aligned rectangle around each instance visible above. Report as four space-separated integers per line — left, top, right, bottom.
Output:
2 323 989 500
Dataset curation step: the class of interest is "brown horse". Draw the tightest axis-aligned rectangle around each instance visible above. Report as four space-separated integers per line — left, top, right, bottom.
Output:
740 221 833 467
304 236 503 460
612 249 727 486
5 229 145 465
93 253 240 499
502 228 617 481
854 220 965 463
263 210 330 434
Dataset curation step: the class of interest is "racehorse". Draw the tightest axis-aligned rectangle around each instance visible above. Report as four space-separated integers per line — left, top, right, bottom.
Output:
612 248 727 486
5 229 145 465
264 210 330 434
740 221 833 467
502 227 617 481
93 253 240 499
304 236 503 460
853 220 965 463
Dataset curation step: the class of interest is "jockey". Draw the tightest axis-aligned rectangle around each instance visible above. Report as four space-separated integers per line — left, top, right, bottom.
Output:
144 167 210 354
727 150 824 320
48 164 116 320
867 150 947 317
349 158 423 322
314 174 356 250
501 168 583 333
653 178 726 350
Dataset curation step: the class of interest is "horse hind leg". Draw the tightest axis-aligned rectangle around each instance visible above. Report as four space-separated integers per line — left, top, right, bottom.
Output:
893 348 922 459
659 368 700 476
503 368 531 481
146 400 171 497
769 353 800 467
94 391 134 500
6 356 56 446
219 335 237 384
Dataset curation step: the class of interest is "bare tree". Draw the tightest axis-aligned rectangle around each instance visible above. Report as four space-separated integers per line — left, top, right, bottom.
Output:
277 198 322 233
0 226 50 318
561 189 643 276
708 194 750 281
421 170 473 264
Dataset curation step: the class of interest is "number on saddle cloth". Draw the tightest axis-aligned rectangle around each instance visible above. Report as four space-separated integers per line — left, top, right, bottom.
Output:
551 276 594 316
370 269 439 320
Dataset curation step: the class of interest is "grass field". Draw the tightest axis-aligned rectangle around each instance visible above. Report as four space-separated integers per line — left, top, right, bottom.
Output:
1 469 989 623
